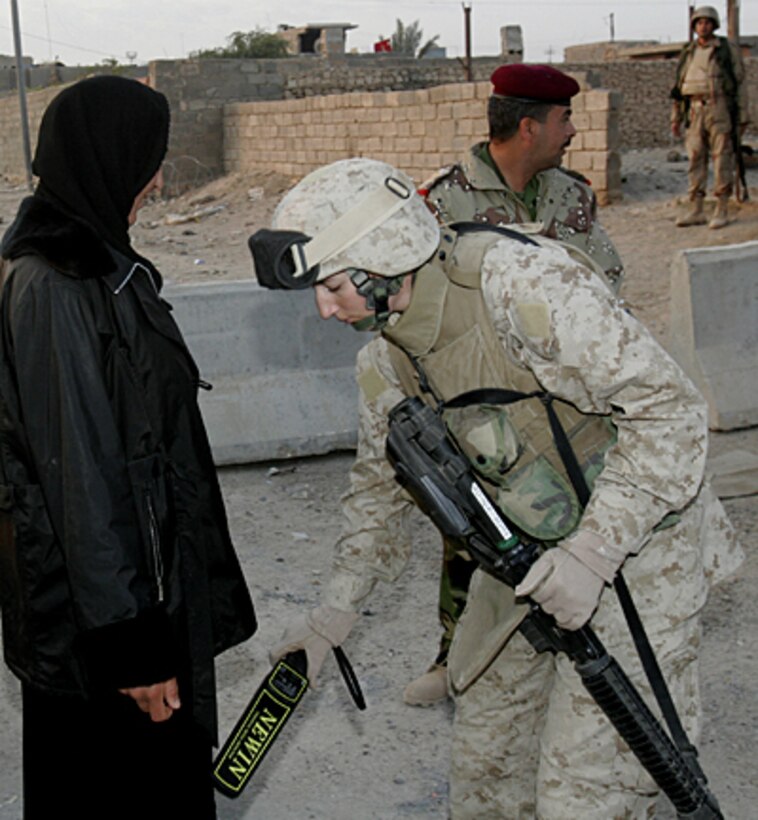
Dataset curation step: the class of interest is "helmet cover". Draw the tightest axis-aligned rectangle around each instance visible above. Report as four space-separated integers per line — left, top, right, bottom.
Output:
272 158 440 281
691 6 720 29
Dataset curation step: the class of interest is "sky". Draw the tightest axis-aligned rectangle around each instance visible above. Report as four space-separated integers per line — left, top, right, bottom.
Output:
1 1 757 67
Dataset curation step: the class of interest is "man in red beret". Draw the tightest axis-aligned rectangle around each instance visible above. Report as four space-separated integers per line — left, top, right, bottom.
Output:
408 63 625 709
426 63 622 289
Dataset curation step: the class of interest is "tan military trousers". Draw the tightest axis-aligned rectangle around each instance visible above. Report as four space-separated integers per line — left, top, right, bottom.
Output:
686 98 735 199
448 502 711 820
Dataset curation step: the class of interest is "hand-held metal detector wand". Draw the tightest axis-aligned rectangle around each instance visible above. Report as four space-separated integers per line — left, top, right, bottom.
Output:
385 396 722 820
212 647 365 798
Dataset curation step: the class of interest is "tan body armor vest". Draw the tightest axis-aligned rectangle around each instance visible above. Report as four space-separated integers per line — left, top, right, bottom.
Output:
384 228 617 542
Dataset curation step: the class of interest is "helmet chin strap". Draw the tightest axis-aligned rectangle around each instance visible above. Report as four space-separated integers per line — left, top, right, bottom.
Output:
348 270 407 332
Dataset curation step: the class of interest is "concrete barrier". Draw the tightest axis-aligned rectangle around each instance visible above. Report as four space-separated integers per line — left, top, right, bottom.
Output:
668 241 758 431
164 281 367 464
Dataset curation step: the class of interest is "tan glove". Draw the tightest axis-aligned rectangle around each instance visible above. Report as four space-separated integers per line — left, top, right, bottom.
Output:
270 605 359 687
515 532 622 631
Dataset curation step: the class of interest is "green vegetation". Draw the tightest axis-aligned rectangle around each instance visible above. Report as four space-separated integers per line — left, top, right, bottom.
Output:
389 19 440 58
192 28 289 59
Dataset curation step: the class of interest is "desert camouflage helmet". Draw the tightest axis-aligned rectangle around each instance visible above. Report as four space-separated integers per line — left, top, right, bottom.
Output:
272 158 440 282
691 6 720 28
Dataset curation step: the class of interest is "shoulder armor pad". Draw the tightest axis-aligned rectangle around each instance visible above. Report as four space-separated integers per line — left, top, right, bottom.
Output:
444 224 539 288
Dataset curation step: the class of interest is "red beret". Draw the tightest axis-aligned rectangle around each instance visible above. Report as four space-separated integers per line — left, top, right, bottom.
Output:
490 64 580 105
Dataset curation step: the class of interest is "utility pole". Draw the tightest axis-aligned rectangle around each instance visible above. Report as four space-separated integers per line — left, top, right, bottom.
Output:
727 0 740 42
609 12 615 43
462 3 472 81
10 0 34 190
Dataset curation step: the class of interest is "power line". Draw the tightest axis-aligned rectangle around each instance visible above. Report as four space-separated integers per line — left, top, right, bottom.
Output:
0 22 117 59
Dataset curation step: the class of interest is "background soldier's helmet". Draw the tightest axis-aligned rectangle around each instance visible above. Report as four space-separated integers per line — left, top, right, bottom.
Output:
691 6 720 29
272 158 440 281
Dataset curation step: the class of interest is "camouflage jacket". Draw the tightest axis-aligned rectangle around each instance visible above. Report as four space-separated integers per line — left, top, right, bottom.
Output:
324 233 742 616
424 143 624 291
672 37 749 129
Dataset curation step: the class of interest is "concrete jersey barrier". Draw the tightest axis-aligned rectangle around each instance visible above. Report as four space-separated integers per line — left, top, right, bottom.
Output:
667 241 758 431
164 280 367 464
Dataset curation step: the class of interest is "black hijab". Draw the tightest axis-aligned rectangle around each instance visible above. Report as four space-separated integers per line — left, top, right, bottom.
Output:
32 75 170 263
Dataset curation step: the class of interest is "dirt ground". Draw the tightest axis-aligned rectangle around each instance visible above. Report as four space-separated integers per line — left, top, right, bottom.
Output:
0 150 756 819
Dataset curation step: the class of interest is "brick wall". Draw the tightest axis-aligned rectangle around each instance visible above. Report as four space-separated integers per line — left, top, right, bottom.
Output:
224 81 623 204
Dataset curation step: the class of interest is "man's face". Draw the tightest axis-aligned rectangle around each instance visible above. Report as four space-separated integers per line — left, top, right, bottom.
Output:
314 271 372 325
530 105 576 171
695 18 715 42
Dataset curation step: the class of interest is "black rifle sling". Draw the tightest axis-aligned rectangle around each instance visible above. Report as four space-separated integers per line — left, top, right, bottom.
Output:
441 385 699 762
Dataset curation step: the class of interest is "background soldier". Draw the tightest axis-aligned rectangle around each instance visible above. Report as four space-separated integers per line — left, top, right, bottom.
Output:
671 5 750 229
260 158 742 819
425 64 624 292
414 63 626 707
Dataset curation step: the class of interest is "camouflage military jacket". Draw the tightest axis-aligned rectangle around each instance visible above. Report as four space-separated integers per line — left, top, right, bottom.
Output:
324 234 742 614
672 37 749 128
424 143 624 291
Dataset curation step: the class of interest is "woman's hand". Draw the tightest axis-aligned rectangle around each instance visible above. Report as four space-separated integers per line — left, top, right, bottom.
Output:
119 677 181 722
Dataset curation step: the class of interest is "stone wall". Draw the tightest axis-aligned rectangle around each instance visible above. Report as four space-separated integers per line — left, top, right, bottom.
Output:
224 81 622 204
148 59 286 190
0 64 143 94
147 56 504 187
564 58 758 149
0 84 67 184
278 54 502 98
564 60 675 149
3 54 754 187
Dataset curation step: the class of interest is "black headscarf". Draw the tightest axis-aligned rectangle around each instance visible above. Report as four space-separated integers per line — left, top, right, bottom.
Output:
32 75 170 263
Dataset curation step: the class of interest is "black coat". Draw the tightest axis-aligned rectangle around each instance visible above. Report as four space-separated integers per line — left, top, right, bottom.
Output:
0 198 256 739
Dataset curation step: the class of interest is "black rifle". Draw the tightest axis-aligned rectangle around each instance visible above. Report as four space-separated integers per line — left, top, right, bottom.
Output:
729 100 749 203
385 396 722 820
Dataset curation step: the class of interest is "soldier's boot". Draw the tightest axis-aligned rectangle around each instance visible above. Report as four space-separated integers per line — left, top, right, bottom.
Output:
675 197 707 227
403 664 449 707
708 196 731 230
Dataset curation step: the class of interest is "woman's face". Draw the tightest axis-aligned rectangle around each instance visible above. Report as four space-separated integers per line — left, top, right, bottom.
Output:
313 270 413 326
128 167 164 226
314 271 372 325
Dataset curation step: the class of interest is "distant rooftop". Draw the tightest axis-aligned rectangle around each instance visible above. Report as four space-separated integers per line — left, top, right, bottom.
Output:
304 23 357 30
276 22 358 56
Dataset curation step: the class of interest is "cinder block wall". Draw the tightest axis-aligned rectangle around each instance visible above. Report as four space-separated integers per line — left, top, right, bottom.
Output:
224 81 623 204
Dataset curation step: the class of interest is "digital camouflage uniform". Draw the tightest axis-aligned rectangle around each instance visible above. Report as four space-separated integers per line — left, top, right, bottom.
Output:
323 231 743 818
672 36 749 200
423 142 626 665
425 143 624 291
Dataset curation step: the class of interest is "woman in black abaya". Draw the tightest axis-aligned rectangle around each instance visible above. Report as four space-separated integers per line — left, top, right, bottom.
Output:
0 76 256 819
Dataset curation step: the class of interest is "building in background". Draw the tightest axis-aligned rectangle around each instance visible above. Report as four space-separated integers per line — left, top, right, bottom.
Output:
277 23 357 57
